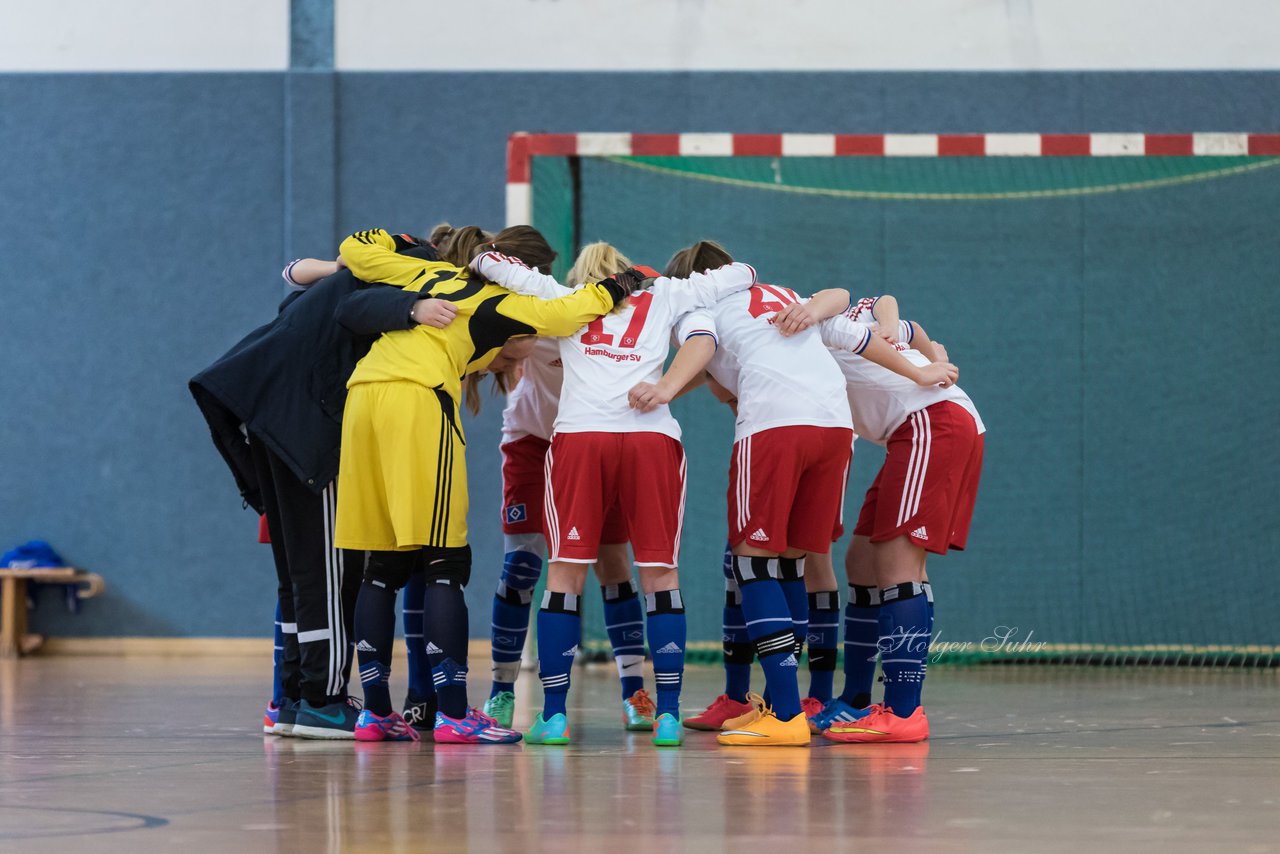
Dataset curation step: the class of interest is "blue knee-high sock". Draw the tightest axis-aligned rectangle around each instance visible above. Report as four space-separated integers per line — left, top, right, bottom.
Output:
423 577 470 720
922 581 935 637
271 601 285 705
722 545 752 702
734 556 801 721
403 572 436 702
354 580 398 716
723 585 753 703
778 558 809 658
537 591 581 719
646 590 686 717
879 583 930 716
839 584 881 708
602 580 646 700
806 590 839 702
490 547 542 696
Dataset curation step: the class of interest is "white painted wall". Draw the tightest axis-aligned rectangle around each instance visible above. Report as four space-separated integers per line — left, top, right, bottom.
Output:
2 0 1277 73
0 0 289 71
337 0 1280 71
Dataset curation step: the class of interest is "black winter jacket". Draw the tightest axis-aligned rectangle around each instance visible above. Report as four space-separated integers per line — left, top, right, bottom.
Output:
190 246 435 512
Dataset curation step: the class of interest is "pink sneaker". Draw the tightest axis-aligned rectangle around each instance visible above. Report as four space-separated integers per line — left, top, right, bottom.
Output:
433 709 523 744
354 710 420 742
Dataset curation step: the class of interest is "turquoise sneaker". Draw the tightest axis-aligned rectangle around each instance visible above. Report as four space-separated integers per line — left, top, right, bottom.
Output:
622 689 656 731
809 697 875 733
652 713 683 747
483 691 516 728
526 713 571 745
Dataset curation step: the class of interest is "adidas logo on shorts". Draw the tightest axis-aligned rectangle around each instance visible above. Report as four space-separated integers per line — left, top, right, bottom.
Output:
425 642 443 654
749 528 769 542
910 526 929 540
356 640 377 653
567 527 581 541
655 642 683 654
779 654 798 668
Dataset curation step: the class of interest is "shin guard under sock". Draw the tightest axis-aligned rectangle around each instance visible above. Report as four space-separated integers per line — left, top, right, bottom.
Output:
537 591 581 719
806 590 839 702
402 572 435 702
491 545 542 695
423 577 470 719
733 556 801 721
353 580 398 715
646 590 686 717
879 582 930 716
839 584 881 709
602 580 646 700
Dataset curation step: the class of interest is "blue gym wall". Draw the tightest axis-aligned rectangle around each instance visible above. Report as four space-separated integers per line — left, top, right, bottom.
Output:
2 71 1278 641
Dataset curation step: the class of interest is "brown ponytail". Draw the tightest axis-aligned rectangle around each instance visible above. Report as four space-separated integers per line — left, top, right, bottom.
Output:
663 240 734 278
475 225 557 274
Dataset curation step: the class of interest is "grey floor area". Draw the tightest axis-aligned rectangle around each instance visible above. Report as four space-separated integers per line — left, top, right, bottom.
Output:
0 657 1276 853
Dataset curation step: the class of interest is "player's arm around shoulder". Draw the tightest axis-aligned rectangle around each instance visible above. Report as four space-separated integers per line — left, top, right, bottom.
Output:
495 283 617 338
775 288 852 337
655 261 758 314
470 251 574 299
338 228 447 287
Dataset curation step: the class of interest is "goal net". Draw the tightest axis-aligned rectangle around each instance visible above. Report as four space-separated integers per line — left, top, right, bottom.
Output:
511 132 1280 666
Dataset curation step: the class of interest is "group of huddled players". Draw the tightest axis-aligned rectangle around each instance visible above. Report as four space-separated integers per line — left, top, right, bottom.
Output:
192 222 983 748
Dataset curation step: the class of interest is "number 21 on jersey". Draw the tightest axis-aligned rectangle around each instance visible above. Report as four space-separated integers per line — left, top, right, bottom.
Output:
582 291 654 347
747 284 800 319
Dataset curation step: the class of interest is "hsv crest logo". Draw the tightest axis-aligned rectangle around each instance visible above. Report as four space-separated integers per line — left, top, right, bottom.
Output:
625 630 643 640
504 503 527 524
494 634 519 647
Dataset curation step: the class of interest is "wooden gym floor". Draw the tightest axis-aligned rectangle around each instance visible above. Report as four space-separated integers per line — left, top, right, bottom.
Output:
0 656 1277 853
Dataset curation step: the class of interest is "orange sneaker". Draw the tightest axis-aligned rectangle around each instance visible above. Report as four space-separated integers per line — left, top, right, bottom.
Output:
682 694 755 731
720 692 767 731
824 705 928 744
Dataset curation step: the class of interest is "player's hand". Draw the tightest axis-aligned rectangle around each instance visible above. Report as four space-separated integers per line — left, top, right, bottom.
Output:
628 381 673 413
872 322 898 344
932 341 949 362
774 302 820 336
915 361 959 388
411 298 459 329
335 255 347 270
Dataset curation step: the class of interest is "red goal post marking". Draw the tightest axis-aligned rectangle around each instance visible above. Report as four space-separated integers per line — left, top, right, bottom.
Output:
506 131 1280 225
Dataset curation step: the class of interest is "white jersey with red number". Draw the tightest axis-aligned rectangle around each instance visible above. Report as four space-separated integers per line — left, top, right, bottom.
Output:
471 253 756 440
500 337 563 444
827 338 985 446
706 284 854 442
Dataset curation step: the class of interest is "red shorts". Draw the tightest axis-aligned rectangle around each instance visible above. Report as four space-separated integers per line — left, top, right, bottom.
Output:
727 426 854 554
501 435 626 543
545 431 685 567
854 401 984 555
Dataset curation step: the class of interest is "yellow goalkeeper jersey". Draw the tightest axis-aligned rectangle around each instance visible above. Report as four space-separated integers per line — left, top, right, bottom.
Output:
340 230 613 403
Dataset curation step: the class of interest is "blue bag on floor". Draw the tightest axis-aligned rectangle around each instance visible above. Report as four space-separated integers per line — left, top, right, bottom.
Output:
2 539 81 613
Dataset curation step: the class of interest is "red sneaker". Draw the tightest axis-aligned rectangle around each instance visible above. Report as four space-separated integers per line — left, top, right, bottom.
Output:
823 705 929 744
682 694 755 731
800 697 824 721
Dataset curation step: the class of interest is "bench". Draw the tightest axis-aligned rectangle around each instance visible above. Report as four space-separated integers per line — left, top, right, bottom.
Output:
0 567 105 658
